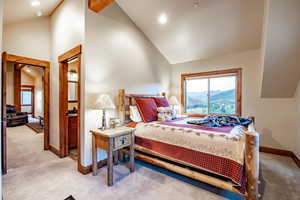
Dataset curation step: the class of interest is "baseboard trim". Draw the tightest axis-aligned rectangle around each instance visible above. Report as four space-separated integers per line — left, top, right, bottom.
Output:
49 145 61 158
78 159 107 175
259 146 293 156
260 146 300 168
291 152 300 168
78 164 90 175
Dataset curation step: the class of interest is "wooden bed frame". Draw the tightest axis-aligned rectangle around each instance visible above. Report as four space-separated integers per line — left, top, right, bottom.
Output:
117 89 260 200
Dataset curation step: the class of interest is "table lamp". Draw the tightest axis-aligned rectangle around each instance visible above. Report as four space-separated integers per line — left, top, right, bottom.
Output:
95 94 116 130
169 96 179 110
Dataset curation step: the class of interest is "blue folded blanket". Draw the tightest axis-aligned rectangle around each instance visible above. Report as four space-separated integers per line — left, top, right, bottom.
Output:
187 115 252 128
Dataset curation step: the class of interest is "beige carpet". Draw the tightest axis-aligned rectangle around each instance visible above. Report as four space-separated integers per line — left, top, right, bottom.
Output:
3 126 300 200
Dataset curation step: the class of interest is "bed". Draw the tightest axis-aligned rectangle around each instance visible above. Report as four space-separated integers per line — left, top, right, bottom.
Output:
117 89 260 200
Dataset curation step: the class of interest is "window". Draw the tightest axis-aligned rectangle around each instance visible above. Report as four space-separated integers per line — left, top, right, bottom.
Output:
21 85 35 115
181 69 242 116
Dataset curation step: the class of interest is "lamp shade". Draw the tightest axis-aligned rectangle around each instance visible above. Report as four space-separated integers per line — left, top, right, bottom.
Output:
95 94 116 110
169 96 179 105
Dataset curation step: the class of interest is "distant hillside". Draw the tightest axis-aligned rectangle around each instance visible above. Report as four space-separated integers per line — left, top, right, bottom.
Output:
186 89 236 114
210 89 235 102
187 89 235 105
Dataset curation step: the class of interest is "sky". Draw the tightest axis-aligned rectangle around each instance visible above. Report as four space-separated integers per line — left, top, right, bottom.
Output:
186 76 236 93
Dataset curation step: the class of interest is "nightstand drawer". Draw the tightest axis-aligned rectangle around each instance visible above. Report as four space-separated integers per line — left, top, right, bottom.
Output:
114 134 131 150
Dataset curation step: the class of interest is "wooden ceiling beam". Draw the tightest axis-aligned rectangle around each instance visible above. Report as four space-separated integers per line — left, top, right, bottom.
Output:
88 0 115 13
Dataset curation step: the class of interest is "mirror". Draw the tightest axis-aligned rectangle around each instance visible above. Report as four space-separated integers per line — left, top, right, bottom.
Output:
68 82 78 102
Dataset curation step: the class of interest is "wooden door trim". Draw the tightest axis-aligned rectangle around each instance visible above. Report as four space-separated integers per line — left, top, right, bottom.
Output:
1 52 8 174
13 64 21 112
3 53 50 150
58 45 81 63
58 45 82 172
7 54 50 67
59 62 69 157
2 53 50 174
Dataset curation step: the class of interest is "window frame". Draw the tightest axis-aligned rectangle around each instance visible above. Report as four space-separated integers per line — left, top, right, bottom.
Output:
181 68 242 117
21 85 35 116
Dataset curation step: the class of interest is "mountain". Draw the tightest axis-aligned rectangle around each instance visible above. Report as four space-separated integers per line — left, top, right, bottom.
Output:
186 89 236 114
187 89 235 105
210 89 235 102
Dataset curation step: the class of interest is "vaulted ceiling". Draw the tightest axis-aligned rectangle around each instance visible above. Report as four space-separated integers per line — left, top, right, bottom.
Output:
4 0 299 98
117 0 264 64
261 0 300 98
4 0 62 24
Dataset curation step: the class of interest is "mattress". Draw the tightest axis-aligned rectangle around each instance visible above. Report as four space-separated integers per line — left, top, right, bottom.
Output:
134 117 247 190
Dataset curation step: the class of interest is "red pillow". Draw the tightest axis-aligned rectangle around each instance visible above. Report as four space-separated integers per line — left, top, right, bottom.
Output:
153 97 170 107
135 98 158 122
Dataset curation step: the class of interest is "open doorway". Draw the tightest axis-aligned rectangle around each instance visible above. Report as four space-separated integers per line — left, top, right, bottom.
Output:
20 66 45 130
58 45 82 170
1 53 50 175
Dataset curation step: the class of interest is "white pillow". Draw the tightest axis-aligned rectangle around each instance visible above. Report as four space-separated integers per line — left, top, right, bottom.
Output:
130 106 142 122
157 107 175 121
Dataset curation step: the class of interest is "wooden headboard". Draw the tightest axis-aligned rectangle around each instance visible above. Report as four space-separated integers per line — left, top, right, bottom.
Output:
118 89 166 123
118 88 255 127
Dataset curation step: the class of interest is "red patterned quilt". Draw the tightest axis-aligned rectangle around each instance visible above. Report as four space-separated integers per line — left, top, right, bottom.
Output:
134 117 247 192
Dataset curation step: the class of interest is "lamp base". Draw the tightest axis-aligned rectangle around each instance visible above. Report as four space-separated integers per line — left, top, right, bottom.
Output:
100 109 107 131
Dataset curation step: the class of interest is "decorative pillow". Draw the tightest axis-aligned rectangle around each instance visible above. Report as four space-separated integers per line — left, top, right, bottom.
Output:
135 98 158 122
157 107 176 121
153 97 170 107
129 106 142 122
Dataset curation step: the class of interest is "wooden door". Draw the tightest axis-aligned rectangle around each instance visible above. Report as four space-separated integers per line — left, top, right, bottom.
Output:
59 62 69 157
68 116 78 149
1 52 8 175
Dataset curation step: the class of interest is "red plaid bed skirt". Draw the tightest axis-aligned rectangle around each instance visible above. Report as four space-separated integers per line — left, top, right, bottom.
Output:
135 136 246 193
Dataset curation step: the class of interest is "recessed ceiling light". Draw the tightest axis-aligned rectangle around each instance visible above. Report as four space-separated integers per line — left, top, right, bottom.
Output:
26 69 31 73
36 11 42 17
31 0 40 7
158 14 168 25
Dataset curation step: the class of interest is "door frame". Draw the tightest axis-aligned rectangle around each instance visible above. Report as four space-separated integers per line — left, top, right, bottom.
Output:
1 53 50 174
58 45 82 171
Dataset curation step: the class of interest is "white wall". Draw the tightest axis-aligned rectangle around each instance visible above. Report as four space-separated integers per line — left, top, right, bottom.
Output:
171 49 297 151
21 71 34 85
261 0 300 98
21 69 44 118
33 70 44 118
50 0 85 149
25 70 43 117
3 17 51 61
83 3 171 166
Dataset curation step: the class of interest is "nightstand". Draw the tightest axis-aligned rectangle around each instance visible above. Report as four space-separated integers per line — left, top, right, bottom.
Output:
90 127 135 186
